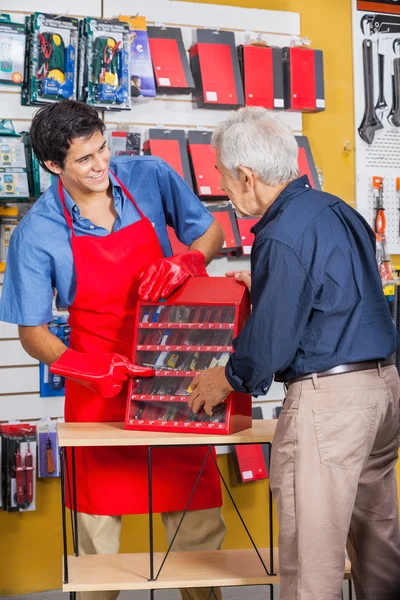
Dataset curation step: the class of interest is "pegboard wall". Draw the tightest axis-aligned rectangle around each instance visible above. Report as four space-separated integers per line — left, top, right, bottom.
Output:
0 0 304 422
352 1 400 251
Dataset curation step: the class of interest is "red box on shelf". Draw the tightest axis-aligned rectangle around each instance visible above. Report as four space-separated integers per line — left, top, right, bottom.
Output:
190 30 244 110
238 45 284 110
125 277 251 435
143 129 194 191
282 47 325 112
147 26 195 95
188 130 227 199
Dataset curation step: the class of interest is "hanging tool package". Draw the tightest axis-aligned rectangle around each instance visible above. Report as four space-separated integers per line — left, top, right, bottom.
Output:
79 17 131 110
23 13 78 105
358 13 400 144
1 424 37 512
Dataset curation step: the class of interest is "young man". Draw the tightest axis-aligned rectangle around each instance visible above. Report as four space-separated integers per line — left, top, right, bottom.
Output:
189 107 400 600
0 100 225 600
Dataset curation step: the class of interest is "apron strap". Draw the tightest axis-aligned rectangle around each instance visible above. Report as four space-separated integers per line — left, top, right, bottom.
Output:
58 179 75 236
109 169 147 220
58 170 147 234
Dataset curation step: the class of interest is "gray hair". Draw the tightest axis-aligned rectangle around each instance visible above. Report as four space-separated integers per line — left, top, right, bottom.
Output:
212 107 299 186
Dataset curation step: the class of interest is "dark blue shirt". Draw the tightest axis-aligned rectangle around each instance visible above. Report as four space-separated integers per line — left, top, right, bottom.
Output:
226 175 398 396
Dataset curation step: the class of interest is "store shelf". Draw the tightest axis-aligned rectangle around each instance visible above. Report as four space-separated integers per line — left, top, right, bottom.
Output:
138 322 234 329
57 420 277 447
63 548 352 592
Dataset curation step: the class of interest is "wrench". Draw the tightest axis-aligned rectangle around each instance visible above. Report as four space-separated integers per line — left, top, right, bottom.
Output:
358 39 383 144
376 38 388 112
389 38 400 125
361 13 400 36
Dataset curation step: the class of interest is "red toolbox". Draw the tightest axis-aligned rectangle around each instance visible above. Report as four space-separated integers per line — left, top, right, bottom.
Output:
125 277 251 434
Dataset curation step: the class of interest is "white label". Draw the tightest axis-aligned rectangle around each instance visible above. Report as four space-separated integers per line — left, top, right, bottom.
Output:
159 78 171 86
206 91 218 102
316 99 325 108
242 470 254 480
243 245 252 254
200 186 212 195
274 98 284 108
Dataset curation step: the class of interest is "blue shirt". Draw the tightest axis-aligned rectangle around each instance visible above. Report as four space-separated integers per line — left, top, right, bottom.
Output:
226 175 399 396
0 156 214 326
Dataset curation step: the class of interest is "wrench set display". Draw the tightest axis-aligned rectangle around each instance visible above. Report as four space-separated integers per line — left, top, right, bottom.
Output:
124 277 252 435
359 13 400 144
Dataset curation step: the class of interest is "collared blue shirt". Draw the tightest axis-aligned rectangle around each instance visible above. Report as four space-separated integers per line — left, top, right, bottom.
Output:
226 175 399 396
0 156 214 326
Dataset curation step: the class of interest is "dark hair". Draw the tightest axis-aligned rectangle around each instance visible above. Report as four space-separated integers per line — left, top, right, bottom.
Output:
30 100 106 174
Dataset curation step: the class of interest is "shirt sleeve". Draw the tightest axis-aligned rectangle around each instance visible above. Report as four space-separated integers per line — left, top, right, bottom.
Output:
157 160 214 246
0 226 54 326
225 238 315 396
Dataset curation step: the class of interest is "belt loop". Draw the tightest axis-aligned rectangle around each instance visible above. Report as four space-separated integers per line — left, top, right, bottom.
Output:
311 373 319 389
377 361 383 378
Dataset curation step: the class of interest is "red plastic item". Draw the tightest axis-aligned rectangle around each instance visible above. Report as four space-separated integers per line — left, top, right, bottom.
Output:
234 445 268 482
126 277 252 435
138 250 208 302
24 445 34 505
15 445 25 506
50 349 154 398
282 47 325 112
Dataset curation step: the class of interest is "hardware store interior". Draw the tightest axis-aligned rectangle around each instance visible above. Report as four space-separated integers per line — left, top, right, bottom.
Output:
0 0 399 599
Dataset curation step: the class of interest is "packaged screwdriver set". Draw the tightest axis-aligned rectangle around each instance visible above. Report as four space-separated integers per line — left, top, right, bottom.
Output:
79 17 131 110
125 277 251 434
1 424 37 512
23 12 79 105
37 417 59 478
0 14 25 86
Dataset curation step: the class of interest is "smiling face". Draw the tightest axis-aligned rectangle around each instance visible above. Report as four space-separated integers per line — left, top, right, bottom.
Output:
44 130 111 196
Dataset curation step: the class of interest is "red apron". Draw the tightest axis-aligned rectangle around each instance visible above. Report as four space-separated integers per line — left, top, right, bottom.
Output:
59 174 222 515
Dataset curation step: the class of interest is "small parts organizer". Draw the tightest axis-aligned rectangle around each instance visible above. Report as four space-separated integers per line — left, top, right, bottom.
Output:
125 277 251 434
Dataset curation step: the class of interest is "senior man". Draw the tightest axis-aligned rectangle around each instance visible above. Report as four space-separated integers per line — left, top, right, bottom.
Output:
189 107 400 600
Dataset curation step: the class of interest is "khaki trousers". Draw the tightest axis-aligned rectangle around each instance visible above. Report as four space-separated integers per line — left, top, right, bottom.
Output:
76 507 226 600
270 364 400 600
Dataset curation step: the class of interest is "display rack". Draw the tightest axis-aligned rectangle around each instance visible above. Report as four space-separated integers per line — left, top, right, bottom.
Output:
126 277 252 435
57 421 353 600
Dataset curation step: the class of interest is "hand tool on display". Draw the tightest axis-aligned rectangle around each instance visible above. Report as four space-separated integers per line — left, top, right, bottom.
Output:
15 443 25 507
361 13 400 36
375 38 388 114
359 39 384 144
389 40 400 126
46 438 55 475
373 177 393 282
24 444 34 505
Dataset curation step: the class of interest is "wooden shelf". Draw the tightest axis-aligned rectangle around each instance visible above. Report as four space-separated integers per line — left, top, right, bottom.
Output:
63 548 352 592
57 420 277 447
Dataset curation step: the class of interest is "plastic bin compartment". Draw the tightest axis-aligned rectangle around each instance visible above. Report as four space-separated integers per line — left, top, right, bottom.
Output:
139 304 236 325
137 328 233 349
128 400 227 426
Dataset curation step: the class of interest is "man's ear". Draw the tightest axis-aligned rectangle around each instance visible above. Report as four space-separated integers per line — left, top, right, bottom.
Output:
44 160 62 176
237 165 256 191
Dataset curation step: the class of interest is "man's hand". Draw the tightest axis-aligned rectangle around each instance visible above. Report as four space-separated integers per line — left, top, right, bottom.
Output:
188 366 233 416
225 270 251 291
138 250 208 302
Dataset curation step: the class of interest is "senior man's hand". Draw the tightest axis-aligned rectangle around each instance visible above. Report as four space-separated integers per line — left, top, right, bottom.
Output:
225 270 251 291
188 366 234 416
